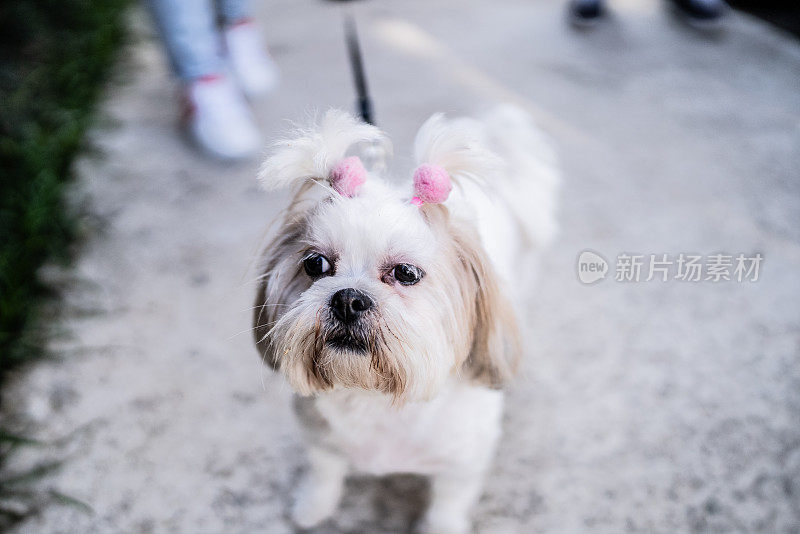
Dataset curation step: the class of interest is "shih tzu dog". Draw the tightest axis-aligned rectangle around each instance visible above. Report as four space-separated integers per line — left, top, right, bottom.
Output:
252 106 558 533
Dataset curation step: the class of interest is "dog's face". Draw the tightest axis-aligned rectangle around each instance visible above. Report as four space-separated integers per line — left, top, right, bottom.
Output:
253 111 519 402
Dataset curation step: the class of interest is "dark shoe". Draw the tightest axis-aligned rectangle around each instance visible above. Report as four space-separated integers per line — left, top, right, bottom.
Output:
671 0 728 26
569 0 606 26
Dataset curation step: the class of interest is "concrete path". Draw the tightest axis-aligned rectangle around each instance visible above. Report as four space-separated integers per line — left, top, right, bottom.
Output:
6 0 800 532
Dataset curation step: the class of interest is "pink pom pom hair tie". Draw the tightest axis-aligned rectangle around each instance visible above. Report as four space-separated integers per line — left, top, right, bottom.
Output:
411 164 452 206
329 156 367 197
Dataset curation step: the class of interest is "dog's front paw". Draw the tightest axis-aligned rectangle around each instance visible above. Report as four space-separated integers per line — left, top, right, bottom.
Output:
290 477 342 529
417 514 471 534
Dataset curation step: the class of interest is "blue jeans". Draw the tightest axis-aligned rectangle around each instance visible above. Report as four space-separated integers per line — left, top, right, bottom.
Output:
147 0 252 81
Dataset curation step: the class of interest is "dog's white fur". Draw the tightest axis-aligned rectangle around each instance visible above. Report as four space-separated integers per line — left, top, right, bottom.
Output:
253 107 558 533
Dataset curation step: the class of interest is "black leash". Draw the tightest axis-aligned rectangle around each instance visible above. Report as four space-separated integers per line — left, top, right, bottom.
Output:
344 15 374 125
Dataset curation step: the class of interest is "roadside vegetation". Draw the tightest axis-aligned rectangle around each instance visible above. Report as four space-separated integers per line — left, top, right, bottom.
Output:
0 0 128 527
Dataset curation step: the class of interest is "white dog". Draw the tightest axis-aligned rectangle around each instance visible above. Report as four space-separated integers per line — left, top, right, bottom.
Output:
253 106 558 533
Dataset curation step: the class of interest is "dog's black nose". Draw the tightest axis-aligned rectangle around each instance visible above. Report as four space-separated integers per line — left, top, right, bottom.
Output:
330 288 373 324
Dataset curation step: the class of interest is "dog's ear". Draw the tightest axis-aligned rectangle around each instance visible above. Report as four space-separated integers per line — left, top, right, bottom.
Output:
447 216 521 387
414 114 519 386
252 218 306 371
258 109 389 198
252 216 335 395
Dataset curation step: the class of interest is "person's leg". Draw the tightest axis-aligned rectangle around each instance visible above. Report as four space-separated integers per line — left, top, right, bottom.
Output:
216 0 252 25
146 0 223 81
146 0 261 159
215 0 279 96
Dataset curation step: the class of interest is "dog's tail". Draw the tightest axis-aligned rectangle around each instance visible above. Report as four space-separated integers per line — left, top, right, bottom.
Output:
479 105 560 249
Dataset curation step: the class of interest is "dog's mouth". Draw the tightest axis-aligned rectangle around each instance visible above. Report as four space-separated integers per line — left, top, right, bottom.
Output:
325 333 369 353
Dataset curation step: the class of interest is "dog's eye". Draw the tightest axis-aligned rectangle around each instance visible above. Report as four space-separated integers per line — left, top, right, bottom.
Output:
303 253 332 277
392 264 424 285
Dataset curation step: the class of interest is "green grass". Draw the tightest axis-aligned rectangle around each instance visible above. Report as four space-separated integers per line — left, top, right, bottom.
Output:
0 0 128 377
0 0 128 527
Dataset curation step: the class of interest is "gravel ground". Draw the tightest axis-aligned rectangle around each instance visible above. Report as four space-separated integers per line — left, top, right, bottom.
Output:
4 0 800 532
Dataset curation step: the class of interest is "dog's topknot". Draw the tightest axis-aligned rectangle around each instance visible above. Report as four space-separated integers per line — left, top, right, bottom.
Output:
257 109 389 192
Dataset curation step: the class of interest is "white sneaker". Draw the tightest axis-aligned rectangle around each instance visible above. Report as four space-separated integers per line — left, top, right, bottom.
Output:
181 75 261 160
223 21 279 97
